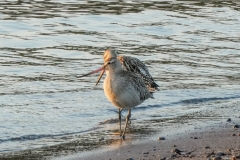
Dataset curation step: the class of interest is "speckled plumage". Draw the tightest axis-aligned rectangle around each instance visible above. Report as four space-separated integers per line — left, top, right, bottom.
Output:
117 55 159 92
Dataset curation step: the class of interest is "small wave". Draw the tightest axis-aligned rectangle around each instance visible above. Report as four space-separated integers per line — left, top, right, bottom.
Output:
180 95 240 104
0 134 55 143
134 95 240 111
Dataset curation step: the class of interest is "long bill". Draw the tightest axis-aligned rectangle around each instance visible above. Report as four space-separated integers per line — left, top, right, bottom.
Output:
95 70 105 86
78 62 108 86
77 66 104 78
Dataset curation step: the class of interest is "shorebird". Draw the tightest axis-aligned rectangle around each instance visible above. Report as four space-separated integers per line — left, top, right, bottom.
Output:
79 49 158 139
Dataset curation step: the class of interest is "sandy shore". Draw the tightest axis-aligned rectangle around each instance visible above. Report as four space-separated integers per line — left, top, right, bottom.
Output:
58 117 240 160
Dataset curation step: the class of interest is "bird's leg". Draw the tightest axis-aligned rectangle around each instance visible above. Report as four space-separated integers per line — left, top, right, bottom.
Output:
118 108 122 136
127 109 131 124
121 109 131 140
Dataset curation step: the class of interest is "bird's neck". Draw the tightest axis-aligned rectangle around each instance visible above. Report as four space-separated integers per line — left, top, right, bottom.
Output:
106 61 123 75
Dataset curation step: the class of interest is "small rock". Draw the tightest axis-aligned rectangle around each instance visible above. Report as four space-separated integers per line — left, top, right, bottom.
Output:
193 137 198 139
216 152 225 157
227 118 231 122
233 125 239 128
160 157 166 160
142 152 149 154
238 134 240 136
172 144 176 147
172 148 182 154
158 137 165 140
126 158 134 160
204 146 210 149
232 134 236 136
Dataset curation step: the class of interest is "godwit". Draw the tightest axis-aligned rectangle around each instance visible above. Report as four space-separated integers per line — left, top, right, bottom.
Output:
79 49 158 139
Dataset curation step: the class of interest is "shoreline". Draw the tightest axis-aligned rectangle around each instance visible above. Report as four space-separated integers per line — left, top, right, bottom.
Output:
1 104 239 160
57 110 240 160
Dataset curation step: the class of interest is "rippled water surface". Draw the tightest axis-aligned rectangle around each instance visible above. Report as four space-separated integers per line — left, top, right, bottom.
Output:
1 0 240 158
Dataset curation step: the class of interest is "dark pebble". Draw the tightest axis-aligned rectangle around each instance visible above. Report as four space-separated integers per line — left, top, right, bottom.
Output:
204 146 210 149
232 134 236 136
173 145 176 147
227 118 231 122
160 157 166 160
158 137 165 140
126 158 134 160
233 125 239 128
193 137 198 139
142 152 149 154
172 148 182 154
216 152 225 156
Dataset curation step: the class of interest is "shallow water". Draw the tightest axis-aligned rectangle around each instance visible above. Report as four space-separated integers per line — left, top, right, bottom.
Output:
0 0 240 158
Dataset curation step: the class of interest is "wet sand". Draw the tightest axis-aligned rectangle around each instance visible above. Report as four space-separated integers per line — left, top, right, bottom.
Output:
58 117 240 160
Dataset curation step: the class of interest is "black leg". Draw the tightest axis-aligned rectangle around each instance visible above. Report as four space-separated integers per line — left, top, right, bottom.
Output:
118 108 122 136
127 109 131 124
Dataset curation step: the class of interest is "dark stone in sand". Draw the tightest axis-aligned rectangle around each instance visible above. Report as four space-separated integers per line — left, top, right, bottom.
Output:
193 137 198 139
216 152 225 157
172 148 182 154
227 118 231 122
204 146 210 149
232 134 236 136
233 125 239 128
142 152 149 154
158 137 165 140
